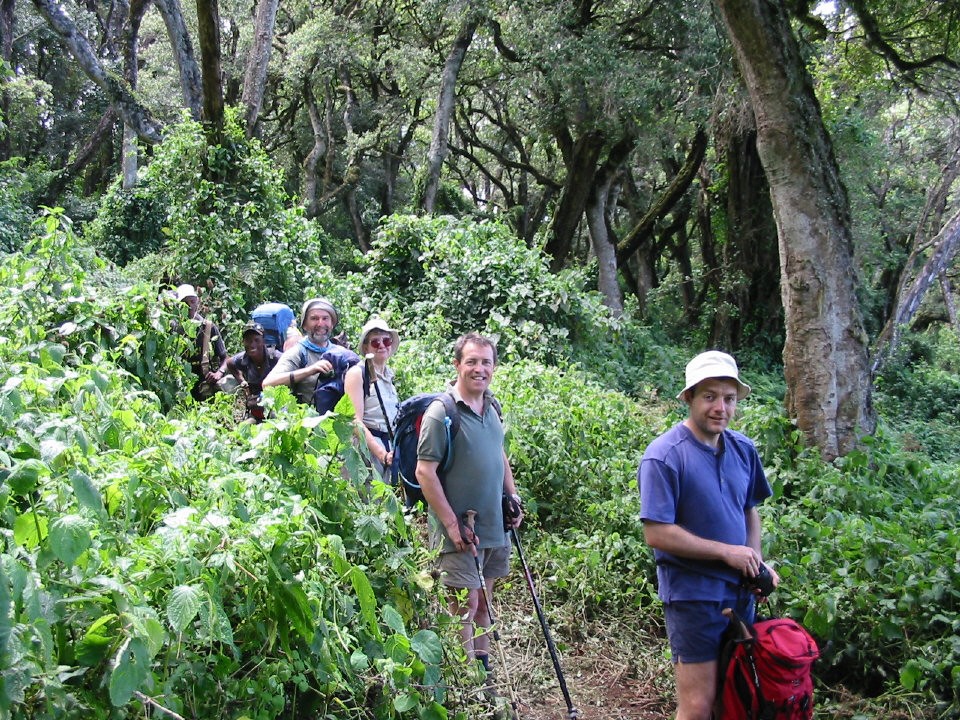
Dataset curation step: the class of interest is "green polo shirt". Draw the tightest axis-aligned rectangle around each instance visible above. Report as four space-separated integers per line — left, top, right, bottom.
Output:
418 386 507 552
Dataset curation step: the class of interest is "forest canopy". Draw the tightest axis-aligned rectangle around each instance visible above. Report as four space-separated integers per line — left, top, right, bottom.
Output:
1 0 960 717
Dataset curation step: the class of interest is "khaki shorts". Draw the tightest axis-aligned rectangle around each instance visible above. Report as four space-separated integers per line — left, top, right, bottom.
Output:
439 545 511 589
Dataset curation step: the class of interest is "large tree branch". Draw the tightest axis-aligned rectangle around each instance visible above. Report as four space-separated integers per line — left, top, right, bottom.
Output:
29 0 162 143
846 0 959 75
873 207 960 374
616 127 707 265
241 0 279 136
152 0 203 118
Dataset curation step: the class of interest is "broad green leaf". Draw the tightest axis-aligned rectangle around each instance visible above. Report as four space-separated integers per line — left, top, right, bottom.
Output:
6 459 48 495
49 514 92 565
411 630 443 665
167 585 202 632
382 604 407 637
419 701 448 720
274 582 314 643
900 659 921 690
13 512 48 548
393 692 419 712
109 637 149 706
69 468 105 516
0 562 10 654
198 598 235 646
39 438 68 464
349 566 380 640
349 648 369 670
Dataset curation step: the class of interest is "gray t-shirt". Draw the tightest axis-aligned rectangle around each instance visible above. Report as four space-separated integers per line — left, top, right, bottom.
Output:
268 343 325 404
417 386 507 552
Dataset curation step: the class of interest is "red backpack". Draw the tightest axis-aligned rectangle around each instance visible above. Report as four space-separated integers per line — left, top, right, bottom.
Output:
715 611 820 720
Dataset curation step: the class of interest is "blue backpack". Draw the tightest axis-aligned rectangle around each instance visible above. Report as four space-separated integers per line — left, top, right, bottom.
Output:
393 392 501 507
306 344 361 414
251 302 295 350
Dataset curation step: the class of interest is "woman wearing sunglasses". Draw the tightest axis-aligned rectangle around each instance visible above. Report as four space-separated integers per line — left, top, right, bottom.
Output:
344 316 401 485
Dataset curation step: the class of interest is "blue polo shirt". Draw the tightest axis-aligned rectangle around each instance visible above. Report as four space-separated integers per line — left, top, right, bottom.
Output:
638 422 772 602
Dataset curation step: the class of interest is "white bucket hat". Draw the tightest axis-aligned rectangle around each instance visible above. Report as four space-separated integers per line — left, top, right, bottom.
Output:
175 283 198 301
678 351 751 400
358 316 399 351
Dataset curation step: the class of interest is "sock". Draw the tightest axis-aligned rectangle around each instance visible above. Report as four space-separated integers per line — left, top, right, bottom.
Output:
476 654 490 672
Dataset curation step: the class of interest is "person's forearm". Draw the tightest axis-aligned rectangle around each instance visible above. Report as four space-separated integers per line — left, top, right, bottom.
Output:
643 521 730 561
264 366 299 388
502 451 518 496
745 507 762 555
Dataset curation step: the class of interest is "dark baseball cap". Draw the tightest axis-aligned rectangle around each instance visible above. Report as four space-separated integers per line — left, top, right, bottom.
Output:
243 321 265 337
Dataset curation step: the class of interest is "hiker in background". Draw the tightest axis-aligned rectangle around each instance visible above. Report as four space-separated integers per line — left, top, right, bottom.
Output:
214 321 282 422
175 283 228 402
637 351 778 720
415 333 523 676
262 298 347 405
343 317 401 484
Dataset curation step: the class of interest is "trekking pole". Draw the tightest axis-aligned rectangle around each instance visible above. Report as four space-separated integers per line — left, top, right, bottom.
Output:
509 526 580 719
462 510 521 720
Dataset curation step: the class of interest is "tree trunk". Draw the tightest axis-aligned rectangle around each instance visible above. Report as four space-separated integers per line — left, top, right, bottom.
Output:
715 0 875 460
41 109 117 203
241 0 279 137
0 0 15 160
302 76 329 219
544 129 605 270
120 0 150 189
195 0 224 139
585 136 634 314
420 14 479 213
29 0 162 143
712 125 781 351
942 273 959 333
152 0 203 119
616 128 707 266
872 208 960 373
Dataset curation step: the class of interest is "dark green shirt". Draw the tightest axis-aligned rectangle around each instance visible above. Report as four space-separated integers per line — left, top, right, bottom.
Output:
418 385 507 552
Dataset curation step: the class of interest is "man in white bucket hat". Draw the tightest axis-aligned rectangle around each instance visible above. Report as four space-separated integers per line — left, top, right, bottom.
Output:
638 351 777 720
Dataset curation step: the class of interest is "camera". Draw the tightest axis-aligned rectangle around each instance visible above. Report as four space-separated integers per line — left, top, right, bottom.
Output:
748 563 775 597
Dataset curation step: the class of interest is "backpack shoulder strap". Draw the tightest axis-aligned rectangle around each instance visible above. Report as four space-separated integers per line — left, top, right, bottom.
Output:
491 395 503 421
200 319 213 375
362 363 371 398
437 393 460 474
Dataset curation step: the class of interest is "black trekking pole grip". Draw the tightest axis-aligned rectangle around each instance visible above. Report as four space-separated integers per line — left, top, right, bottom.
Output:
510 527 580 719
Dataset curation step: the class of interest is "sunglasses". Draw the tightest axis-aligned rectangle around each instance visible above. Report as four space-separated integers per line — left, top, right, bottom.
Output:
368 336 394 349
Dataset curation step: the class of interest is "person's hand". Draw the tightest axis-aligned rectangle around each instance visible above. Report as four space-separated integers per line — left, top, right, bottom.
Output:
444 519 471 553
752 563 780 603
205 369 222 383
726 545 763 577
311 359 334 377
382 450 394 466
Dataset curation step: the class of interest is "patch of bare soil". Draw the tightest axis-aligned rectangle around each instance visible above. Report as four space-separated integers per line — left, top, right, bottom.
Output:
488 593 676 720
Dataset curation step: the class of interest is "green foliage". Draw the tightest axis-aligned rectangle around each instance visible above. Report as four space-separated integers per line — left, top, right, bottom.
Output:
874 327 960 462
762 432 960 708
0 214 477 720
85 184 169 265
6 206 960 717
0 159 46 252
361 214 647 376
84 110 338 330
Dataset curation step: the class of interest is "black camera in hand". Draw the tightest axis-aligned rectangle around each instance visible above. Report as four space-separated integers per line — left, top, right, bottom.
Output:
747 562 775 597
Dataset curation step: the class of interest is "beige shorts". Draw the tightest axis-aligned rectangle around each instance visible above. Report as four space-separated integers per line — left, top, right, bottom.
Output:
439 545 512 589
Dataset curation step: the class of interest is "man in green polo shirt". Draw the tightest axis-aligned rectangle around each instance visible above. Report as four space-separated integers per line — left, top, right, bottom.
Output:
415 333 523 676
